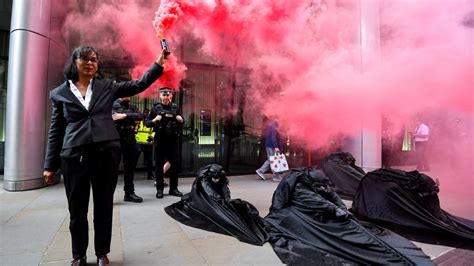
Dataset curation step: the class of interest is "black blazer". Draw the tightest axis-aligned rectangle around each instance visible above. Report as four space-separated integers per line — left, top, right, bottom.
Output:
44 63 163 171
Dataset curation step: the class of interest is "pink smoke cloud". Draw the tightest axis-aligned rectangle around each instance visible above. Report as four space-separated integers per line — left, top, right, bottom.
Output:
60 0 473 136
164 0 472 217
60 0 472 216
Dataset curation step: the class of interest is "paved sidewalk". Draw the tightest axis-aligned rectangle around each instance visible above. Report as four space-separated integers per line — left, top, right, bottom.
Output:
0 172 464 265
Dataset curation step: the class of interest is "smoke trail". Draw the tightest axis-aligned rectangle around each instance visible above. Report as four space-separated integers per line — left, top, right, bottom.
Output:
62 0 186 94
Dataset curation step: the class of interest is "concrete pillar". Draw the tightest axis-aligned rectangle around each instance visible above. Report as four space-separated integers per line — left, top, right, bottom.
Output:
4 0 52 191
344 0 382 171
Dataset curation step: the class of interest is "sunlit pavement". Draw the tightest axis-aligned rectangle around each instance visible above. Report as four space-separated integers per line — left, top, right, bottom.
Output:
1 168 472 265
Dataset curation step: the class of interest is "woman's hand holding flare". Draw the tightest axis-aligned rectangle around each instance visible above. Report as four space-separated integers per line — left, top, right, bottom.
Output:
156 49 168 66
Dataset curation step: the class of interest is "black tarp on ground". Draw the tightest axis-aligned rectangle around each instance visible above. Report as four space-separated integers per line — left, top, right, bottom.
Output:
320 152 365 199
264 167 434 265
164 164 268 246
351 168 474 249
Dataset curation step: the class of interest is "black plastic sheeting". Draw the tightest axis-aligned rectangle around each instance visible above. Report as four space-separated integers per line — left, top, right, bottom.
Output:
164 164 268 246
264 168 434 265
320 152 365 199
351 168 474 249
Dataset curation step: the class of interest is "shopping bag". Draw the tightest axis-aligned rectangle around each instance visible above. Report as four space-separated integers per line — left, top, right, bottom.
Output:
270 153 289 173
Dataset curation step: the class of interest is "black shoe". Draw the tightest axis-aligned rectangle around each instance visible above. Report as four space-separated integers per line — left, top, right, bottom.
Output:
71 256 87 266
124 193 143 203
156 189 164 199
147 175 154 180
169 189 183 197
97 255 110 266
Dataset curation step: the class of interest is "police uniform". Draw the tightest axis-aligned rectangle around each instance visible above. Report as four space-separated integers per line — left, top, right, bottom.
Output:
145 88 183 198
135 119 155 180
113 98 144 202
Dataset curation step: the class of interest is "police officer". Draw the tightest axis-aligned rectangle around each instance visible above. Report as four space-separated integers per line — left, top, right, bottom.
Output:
113 97 144 203
145 87 184 198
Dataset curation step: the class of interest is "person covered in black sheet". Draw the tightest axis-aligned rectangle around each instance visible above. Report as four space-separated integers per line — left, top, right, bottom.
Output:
320 152 365 199
264 167 434 266
351 168 474 249
164 164 268 246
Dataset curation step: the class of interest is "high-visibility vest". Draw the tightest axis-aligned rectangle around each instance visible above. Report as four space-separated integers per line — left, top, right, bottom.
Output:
135 120 155 144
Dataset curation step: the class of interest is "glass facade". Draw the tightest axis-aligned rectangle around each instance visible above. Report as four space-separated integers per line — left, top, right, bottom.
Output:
126 63 266 175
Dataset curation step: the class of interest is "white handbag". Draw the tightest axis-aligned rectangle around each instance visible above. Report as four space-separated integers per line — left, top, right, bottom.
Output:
269 152 289 173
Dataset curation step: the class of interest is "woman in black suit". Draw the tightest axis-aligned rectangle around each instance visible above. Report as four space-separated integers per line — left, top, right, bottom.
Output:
43 46 167 266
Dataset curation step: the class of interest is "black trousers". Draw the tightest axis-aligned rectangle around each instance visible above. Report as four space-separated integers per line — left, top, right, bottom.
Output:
415 141 430 171
61 147 119 259
154 136 179 191
119 139 138 194
137 143 154 178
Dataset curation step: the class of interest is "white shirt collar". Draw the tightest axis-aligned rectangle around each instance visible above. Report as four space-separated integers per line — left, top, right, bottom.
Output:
68 79 93 110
